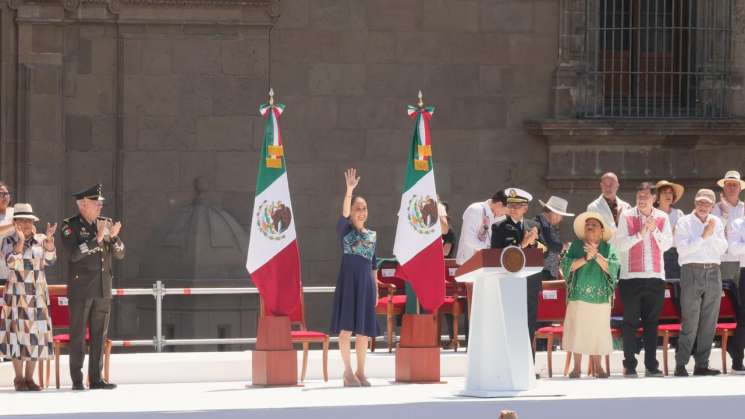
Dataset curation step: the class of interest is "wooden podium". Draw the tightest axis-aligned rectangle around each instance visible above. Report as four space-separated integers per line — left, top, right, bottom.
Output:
455 246 543 397
395 313 440 382
252 316 297 386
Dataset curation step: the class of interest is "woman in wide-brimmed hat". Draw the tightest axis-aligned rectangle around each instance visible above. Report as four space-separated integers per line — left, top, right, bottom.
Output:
0 203 57 391
561 211 620 378
654 180 685 280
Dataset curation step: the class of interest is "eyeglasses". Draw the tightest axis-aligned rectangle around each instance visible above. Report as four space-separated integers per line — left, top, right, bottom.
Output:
0 192 10 198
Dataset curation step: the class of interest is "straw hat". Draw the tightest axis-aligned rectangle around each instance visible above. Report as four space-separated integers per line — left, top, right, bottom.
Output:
12 203 39 222
717 170 745 189
573 211 612 242
655 180 685 204
538 196 574 217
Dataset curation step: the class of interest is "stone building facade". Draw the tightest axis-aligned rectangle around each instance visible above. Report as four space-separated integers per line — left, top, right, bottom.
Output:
1 0 744 350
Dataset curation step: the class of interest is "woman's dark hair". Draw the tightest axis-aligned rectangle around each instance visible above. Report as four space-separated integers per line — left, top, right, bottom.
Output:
653 184 675 208
350 196 366 207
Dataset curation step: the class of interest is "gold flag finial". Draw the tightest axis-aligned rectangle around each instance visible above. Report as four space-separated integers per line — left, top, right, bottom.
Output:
269 88 275 106
417 90 424 108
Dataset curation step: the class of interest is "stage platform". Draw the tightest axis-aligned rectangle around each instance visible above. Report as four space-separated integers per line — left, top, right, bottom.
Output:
1 350 744 419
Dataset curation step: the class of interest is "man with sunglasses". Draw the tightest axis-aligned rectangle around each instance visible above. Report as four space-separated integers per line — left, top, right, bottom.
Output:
60 184 125 390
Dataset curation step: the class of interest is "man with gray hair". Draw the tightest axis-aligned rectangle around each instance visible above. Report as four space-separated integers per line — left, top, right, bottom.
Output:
673 188 728 376
587 172 631 237
60 184 125 390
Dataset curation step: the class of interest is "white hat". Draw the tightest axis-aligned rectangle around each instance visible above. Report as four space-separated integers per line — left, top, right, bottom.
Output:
504 188 532 204
538 196 574 217
573 211 612 242
717 170 745 189
12 203 39 222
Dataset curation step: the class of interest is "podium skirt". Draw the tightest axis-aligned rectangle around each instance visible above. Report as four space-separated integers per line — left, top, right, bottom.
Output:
562 300 612 356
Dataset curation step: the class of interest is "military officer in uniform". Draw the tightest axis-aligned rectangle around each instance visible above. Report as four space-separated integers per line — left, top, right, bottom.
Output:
490 188 545 361
60 184 124 390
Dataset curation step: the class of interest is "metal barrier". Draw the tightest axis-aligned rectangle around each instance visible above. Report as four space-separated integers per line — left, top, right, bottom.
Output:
110 281 337 352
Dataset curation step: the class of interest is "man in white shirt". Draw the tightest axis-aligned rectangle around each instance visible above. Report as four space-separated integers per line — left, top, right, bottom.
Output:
673 188 728 376
712 170 745 285
455 190 507 265
587 172 631 237
612 182 673 377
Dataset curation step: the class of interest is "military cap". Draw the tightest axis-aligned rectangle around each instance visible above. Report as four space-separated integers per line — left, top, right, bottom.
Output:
73 184 105 201
504 188 533 204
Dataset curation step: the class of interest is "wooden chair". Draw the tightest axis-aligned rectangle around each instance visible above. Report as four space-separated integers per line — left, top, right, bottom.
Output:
438 259 466 351
48 284 113 389
373 260 406 352
716 285 737 374
533 280 567 377
259 294 328 382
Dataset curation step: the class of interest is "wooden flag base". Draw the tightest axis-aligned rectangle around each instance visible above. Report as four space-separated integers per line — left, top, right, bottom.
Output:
395 313 441 383
252 315 297 386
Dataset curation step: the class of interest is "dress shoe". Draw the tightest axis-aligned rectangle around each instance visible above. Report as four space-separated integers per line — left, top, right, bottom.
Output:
731 365 745 375
623 368 638 378
674 366 688 377
13 378 29 392
72 381 86 391
693 367 720 376
645 369 664 378
89 380 117 390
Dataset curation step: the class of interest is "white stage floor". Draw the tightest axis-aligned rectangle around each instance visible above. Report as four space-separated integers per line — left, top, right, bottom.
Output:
1 350 744 419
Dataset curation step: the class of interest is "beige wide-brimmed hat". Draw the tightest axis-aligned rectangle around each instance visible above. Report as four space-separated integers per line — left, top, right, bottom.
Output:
12 203 39 222
655 180 685 204
717 170 745 189
573 211 612 242
538 196 574 217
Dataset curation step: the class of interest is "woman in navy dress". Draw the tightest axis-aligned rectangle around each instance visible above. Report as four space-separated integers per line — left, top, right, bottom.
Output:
330 168 379 387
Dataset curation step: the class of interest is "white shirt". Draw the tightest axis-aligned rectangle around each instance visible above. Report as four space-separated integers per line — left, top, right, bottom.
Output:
674 212 728 266
612 207 673 280
711 199 745 264
661 207 685 230
727 217 745 259
455 200 505 265
587 194 631 238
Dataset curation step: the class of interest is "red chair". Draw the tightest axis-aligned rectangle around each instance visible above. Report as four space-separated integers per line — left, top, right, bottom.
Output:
48 285 112 389
533 280 567 377
716 288 737 374
438 259 466 351
656 282 682 375
373 260 406 352
259 293 329 382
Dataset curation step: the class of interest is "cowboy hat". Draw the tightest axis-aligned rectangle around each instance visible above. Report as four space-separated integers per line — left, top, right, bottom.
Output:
573 211 612 242
12 203 39 222
538 196 574 217
655 180 685 204
717 170 745 189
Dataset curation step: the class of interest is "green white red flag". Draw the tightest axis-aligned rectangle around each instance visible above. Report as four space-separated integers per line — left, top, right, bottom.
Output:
392 99 445 312
246 93 302 316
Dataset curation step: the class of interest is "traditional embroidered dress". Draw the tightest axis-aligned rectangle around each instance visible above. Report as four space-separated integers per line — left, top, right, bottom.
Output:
561 240 620 356
330 217 379 337
0 233 56 360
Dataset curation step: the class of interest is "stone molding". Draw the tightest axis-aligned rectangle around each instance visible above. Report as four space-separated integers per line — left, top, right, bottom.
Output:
526 118 745 140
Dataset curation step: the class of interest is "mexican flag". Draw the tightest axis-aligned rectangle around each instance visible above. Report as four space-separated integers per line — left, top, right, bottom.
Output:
246 95 302 316
392 102 445 312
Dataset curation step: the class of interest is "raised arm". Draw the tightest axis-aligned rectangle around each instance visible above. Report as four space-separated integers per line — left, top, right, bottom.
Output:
342 168 360 218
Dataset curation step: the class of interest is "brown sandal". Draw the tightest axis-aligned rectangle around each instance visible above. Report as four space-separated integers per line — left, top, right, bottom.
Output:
25 379 42 391
569 370 581 379
13 378 29 392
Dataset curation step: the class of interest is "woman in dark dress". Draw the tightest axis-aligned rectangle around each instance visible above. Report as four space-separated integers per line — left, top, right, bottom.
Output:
330 168 379 387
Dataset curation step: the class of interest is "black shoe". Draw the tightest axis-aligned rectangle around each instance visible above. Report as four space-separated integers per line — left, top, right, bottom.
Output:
674 366 689 377
72 381 86 391
645 368 664 377
89 381 117 390
693 367 720 376
623 368 638 378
